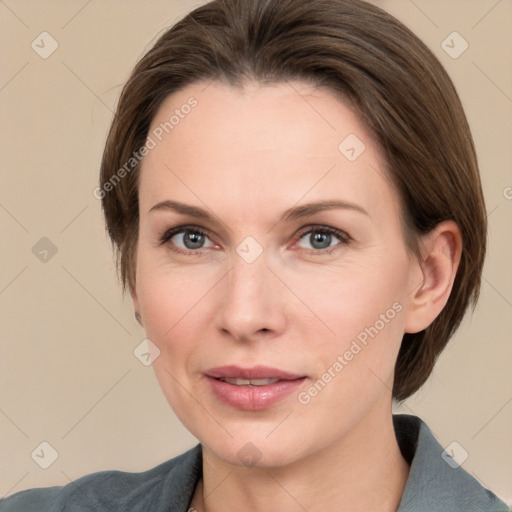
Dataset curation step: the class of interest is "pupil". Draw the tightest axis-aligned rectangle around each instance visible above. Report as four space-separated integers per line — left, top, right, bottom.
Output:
311 232 330 249
185 232 204 249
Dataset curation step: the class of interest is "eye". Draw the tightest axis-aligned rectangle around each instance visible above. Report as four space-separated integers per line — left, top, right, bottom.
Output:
296 226 350 254
158 225 216 255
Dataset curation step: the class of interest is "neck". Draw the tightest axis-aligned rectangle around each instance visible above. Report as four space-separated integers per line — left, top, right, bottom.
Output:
192 405 410 512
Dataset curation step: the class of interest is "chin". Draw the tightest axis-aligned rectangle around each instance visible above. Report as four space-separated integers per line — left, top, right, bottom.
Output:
201 429 309 469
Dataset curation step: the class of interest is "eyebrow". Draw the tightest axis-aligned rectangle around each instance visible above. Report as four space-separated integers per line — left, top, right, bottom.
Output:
149 200 218 222
149 199 368 223
281 199 368 221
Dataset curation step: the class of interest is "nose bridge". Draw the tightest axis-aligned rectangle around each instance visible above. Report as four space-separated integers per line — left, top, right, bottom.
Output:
228 251 271 311
218 248 283 339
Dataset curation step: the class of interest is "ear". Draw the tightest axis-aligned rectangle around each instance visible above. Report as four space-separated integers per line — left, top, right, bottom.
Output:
404 220 462 334
130 285 143 326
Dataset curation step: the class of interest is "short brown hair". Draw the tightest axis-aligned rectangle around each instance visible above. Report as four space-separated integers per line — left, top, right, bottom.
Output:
99 0 486 401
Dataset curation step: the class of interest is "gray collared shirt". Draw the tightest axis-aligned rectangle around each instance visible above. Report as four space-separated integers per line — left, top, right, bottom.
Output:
1 414 509 511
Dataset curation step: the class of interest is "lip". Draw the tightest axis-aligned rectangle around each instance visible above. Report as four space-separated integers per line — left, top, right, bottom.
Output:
206 365 304 380
205 365 306 411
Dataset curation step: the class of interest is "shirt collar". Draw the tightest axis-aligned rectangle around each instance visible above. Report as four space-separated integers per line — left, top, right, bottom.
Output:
394 414 507 511
160 414 507 511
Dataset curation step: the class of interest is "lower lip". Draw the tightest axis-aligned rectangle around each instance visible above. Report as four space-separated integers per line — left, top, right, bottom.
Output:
206 376 306 411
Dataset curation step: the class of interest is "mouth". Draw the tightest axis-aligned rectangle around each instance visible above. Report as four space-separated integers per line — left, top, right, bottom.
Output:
206 364 304 380
216 377 281 386
205 365 307 411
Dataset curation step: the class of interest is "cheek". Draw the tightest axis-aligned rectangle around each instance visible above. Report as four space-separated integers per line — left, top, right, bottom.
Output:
295 256 408 341
290 254 409 395
135 260 220 376
136 251 209 331
135 267 210 425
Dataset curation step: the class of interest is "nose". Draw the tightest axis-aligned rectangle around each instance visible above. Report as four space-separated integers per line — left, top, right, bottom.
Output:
216 251 287 343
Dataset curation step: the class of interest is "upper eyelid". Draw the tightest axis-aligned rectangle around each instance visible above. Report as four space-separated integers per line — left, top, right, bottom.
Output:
303 225 349 236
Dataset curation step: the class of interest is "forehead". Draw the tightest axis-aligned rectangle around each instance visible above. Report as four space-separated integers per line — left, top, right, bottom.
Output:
146 80 370 162
139 80 399 226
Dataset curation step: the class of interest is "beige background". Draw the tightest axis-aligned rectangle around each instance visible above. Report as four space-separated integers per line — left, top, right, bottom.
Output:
1 0 511 504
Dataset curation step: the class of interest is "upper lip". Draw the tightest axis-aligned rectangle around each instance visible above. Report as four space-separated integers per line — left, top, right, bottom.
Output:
206 365 304 380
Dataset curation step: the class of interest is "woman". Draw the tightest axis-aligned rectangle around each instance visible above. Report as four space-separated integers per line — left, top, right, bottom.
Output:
2 0 509 510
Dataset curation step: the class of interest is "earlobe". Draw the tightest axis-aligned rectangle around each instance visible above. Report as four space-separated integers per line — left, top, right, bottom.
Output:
404 221 462 334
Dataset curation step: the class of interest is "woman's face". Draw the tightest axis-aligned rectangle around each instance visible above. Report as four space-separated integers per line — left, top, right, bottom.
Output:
134 80 422 467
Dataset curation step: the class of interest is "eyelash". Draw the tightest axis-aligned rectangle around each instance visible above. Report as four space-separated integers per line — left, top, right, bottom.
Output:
157 224 351 256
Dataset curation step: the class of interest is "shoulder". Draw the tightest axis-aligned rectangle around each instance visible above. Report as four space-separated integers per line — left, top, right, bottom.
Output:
394 414 510 512
0 444 202 512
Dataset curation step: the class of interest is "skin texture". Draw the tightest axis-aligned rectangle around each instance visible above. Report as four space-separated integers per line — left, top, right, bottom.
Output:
132 81 461 511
